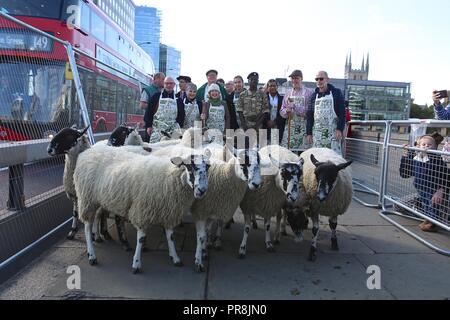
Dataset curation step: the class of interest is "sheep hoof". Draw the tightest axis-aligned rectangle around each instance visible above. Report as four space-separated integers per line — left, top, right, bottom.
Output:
238 253 246 259
67 229 77 240
195 263 205 273
308 247 317 262
266 244 275 253
252 221 258 229
132 267 141 274
89 258 98 266
173 260 184 267
331 239 339 251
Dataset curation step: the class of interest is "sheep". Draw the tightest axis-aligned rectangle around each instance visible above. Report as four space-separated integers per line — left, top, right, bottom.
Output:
298 148 353 261
73 144 210 273
47 126 91 240
237 145 304 258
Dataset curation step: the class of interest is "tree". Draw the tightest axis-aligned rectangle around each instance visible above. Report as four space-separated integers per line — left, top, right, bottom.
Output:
409 99 435 119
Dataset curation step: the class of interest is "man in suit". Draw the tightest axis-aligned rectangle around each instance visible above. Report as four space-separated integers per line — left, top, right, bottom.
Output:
266 79 286 144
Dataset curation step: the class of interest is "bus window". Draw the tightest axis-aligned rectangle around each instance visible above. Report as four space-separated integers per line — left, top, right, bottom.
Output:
90 11 105 42
0 0 63 19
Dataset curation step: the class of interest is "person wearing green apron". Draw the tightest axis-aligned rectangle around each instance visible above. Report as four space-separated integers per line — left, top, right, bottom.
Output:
179 83 201 129
280 70 314 151
306 71 346 156
200 84 231 134
144 77 185 143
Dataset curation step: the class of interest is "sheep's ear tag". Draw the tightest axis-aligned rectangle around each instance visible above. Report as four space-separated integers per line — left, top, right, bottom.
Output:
171 157 184 167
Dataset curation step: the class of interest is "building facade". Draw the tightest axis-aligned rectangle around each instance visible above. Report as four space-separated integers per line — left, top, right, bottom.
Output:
92 0 135 39
135 6 161 73
159 44 181 80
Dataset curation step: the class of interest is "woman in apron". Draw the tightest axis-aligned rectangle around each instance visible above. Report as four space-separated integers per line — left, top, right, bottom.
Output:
181 83 201 129
201 84 231 135
306 71 346 156
280 70 313 151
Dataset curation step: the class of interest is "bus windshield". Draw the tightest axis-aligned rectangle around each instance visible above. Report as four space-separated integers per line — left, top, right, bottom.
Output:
0 0 64 20
0 60 69 123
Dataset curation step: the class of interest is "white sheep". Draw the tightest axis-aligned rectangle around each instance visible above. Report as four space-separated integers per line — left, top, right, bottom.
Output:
47 126 91 240
298 148 353 261
237 145 304 258
73 144 210 273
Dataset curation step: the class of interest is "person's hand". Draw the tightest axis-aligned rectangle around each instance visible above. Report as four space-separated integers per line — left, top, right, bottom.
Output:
335 130 343 140
306 135 313 145
432 90 442 105
146 127 153 137
200 113 206 120
432 188 444 206
402 144 410 157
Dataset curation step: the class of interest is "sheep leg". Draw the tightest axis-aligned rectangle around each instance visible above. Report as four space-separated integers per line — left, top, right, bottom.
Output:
194 220 207 273
238 214 252 259
309 215 320 262
265 217 275 252
329 216 339 251
67 202 78 240
100 211 112 241
115 216 132 251
165 228 183 267
213 219 223 251
274 210 282 245
84 222 97 266
281 210 288 236
92 211 103 243
206 219 217 249
251 213 258 229
132 229 146 274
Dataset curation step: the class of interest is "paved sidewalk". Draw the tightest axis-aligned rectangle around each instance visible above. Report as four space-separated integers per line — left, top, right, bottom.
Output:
0 197 449 300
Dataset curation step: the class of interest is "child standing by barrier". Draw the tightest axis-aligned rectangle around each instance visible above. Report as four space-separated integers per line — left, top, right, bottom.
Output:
400 133 450 232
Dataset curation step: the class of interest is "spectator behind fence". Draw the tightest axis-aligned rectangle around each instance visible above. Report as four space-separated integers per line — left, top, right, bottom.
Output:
400 133 450 232
431 89 450 120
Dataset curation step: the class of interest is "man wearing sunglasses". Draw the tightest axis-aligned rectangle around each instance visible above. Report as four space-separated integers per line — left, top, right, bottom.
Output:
306 71 346 155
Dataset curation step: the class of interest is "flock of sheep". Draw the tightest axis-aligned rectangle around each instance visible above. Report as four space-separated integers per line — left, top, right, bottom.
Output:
47 125 353 273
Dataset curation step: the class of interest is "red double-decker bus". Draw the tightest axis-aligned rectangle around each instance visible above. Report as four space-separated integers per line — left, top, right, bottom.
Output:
0 0 155 141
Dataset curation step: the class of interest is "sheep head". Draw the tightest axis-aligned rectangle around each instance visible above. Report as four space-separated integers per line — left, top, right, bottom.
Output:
269 155 304 204
310 154 352 202
47 126 90 156
171 150 211 199
107 124 134 146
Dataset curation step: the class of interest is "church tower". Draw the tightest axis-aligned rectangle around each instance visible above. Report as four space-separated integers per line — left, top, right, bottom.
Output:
345 52 369 80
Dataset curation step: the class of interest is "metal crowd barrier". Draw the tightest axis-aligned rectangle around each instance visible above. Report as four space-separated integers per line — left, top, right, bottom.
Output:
378 120 450 256
345 121 388 208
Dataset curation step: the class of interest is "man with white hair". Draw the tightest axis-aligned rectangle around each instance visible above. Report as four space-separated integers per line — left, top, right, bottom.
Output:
144 76 185 143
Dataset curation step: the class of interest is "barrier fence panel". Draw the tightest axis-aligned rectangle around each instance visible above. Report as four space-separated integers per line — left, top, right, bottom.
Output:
0 12 93 272
0 9 152 276
380 120 450 256
345 121 387 208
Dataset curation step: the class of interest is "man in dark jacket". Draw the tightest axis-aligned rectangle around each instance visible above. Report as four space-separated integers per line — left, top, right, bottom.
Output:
306 71 346 153
266 79 286 144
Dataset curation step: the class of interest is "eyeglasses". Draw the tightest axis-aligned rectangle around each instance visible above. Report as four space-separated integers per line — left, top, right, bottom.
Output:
315 77 325 82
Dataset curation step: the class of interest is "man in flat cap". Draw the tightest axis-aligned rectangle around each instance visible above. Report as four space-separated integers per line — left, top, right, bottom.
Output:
176 75 191 100
196 69 228 106
236 72 270 132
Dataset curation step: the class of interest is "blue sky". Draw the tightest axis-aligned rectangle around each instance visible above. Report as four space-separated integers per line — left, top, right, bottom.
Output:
135 0 450 105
